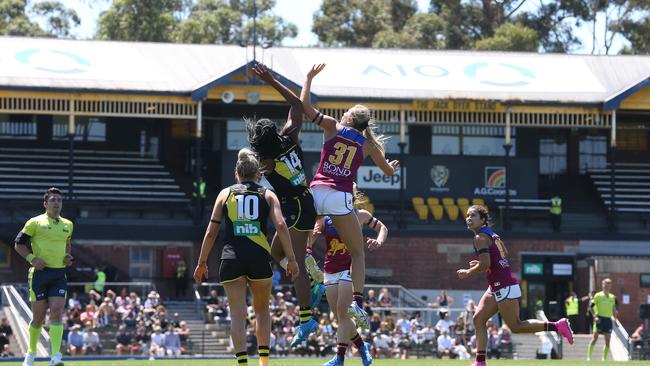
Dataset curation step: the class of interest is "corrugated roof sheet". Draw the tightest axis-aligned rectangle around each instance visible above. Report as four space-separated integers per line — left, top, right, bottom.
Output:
1 36 649 106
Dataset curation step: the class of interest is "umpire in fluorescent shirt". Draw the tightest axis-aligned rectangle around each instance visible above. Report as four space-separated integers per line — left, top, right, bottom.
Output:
15 187 74 366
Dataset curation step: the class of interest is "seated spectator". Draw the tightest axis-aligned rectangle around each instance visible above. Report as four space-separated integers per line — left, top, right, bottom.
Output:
452 337 470 360
67 325 85 356
177 321 190 342
144 291 160 313
437 329 455 358
469 334 478 356
498 325 513 354
172 313 182 328
205 290 220 323
82 322 102 355
115 324 134 356
369 313 381 333
274 331 289 356
419 323 437 350
410 312 424 330
396 312 412 334
366 289 379 307
435 310 455 335
373 331 393 358
246 328 258 356
631 323 649 348
164 326 182 356
80 304 97 328
0 318 13 338
1 344 14 358
97 297 115 327
378 287 392 307
487 328 501 359
0 332 8 352
150 326 166 357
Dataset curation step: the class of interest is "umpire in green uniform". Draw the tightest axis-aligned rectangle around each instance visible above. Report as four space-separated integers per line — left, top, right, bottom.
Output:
14 188 74 366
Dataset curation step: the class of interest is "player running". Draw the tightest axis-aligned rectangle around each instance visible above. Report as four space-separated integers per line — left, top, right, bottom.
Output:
300 63 399 327
193 149 299 366
587 278 618 361
247 64 325 347
15 187 74 366
457 205 574 366
311 189 386 366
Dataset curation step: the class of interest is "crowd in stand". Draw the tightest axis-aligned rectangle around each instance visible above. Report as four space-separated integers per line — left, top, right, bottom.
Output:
1 317 15 358
58 287 189 358
204 287 515 359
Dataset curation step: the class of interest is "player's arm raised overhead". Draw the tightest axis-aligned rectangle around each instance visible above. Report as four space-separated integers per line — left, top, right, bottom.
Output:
300 63 337 133
193 188 228 283
367 144 399 177
265 189 299 280
357 209 387 251
253 63 304 142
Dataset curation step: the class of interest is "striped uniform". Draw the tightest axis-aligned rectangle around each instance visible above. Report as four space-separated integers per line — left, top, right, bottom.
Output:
219 182 273 283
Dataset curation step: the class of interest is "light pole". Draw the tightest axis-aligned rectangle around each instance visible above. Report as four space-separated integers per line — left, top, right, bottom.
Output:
503 108 512 231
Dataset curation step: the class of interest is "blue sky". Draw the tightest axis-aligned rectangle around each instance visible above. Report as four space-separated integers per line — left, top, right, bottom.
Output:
41 0 624 53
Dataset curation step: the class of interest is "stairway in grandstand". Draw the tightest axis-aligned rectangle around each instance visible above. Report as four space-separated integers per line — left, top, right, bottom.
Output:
164 301 230 355
0 147 189 204
588 163 650 229
562 334 599 360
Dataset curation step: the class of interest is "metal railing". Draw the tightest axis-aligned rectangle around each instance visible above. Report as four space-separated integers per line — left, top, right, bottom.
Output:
1 285 49 356
612 318 631 361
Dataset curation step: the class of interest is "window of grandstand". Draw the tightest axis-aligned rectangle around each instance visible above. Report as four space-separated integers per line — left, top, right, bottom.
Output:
432 125 460 155
0 114 37 139
618 128 648 151
579 135 607 174
376 122 405 154
640 274 650 288
129 247 152 279
52 116 106 142
539 138 567 175
432 125 515 156
0 241 9 268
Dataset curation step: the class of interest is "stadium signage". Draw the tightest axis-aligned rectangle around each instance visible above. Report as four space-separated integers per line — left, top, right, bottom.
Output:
524 263 543 275
473 166 517 196
357 166 405 190
413 99 500 112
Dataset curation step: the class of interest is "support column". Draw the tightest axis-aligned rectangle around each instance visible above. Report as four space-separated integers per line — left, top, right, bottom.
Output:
503 108 512 231
68 99 76 201
398 109 406 230
609 110 617 232
194 101 204 225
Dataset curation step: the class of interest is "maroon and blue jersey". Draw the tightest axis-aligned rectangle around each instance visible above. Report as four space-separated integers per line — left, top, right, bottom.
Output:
311 126 365 193
323 216 351 274
475 226 518 292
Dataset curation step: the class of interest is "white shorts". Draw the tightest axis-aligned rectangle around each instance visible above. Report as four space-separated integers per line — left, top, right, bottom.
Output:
489 284 522 302
324 270 352 287
310 185 354 216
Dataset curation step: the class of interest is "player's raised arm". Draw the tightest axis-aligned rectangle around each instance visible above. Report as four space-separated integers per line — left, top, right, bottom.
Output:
300 64 337 133
253 63 304 142
367 144 399 177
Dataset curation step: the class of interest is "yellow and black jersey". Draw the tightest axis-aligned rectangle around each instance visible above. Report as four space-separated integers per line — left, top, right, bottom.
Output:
266 135 308 198
221 182 271 260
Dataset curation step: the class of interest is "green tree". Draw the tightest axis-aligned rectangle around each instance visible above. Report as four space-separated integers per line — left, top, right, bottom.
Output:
312 0 418 47
373 13 445 49
96 0 183 42
617 17 650 54
0 0 78 37
475 23 539 51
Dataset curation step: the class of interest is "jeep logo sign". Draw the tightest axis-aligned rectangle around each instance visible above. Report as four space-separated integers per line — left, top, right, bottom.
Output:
357 166 405 190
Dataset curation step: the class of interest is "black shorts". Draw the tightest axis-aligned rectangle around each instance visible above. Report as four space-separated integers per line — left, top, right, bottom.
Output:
219 258 272 284
280 191 317 232
593 316 613 334
29 267 67 302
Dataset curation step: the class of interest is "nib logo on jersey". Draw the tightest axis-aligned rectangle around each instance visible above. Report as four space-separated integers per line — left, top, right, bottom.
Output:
233 221 261 236
474 166 517 196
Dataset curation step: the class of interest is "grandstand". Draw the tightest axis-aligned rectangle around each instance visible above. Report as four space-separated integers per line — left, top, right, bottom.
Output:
0 36 649 362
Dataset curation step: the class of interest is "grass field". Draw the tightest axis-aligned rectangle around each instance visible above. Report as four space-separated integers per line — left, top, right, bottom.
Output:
2 360 650 366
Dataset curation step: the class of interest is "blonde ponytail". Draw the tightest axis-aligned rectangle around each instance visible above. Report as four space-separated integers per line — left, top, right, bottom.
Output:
348 104 387 155
235 148 260 181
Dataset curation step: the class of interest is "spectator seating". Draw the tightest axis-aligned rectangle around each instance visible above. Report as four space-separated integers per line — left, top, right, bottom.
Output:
588 163 650 213
0 147 189 204
412 197 428 221
442 198 459 221
426 198 444 221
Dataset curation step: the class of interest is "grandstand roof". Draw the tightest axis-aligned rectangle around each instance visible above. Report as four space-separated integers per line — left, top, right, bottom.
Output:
1 36 650 108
